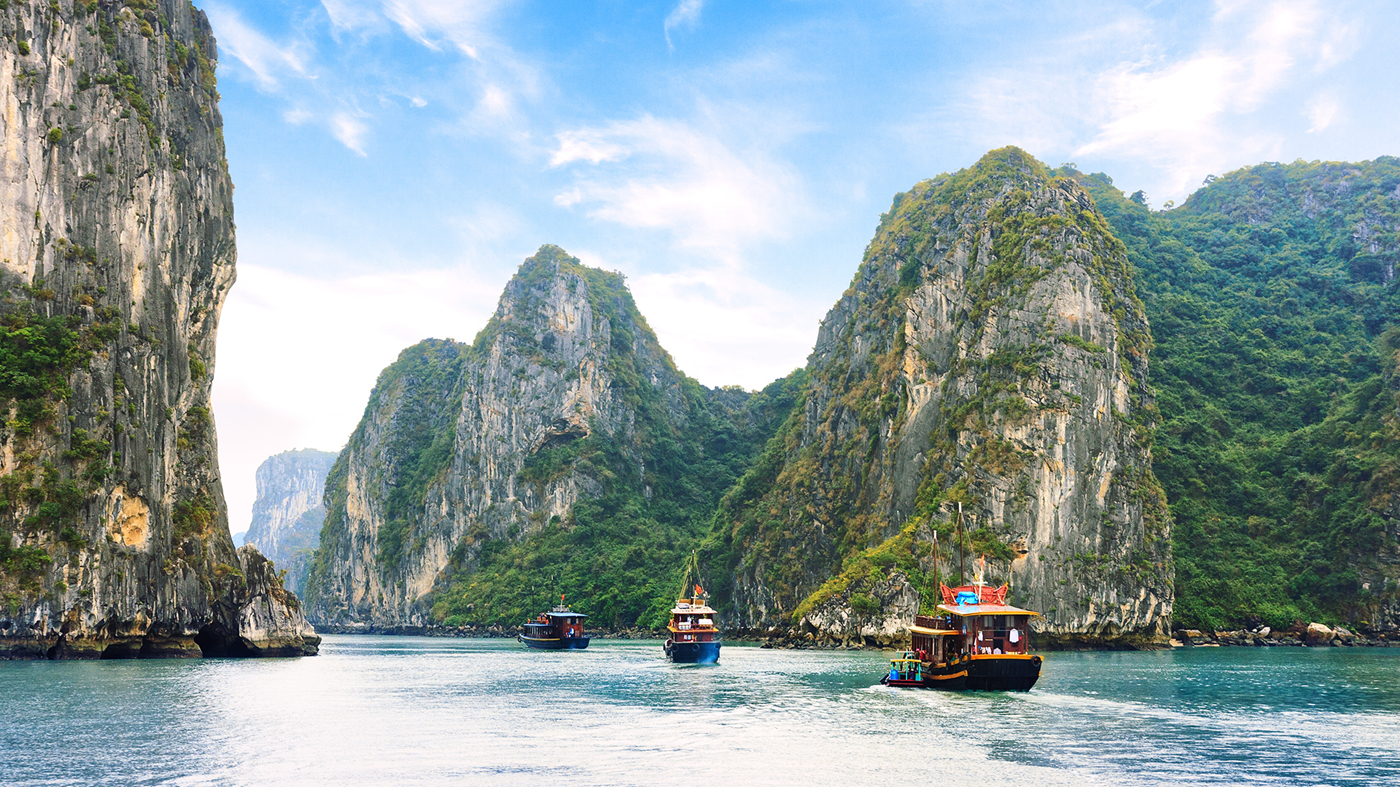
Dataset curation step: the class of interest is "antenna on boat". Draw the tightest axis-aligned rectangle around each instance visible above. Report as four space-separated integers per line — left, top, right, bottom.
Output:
956 502 966 586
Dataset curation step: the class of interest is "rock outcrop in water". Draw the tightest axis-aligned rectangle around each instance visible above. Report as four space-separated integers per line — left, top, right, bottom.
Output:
304 246 796 628
243 448 337 595
703 148 1173 647
0 0 316 658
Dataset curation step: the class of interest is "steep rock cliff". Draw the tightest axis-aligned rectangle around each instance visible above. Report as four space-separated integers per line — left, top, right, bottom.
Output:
0 0 316 658
1078 158 1400 633
704 148 1172 647
305 246 799 628
243 448 337 595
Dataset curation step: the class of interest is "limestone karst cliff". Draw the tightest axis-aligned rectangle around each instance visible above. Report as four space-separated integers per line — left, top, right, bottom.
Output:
304 246 799 628
702 148 1173 647
1076 158 1400 634
0 0 316 658
243 448 337 595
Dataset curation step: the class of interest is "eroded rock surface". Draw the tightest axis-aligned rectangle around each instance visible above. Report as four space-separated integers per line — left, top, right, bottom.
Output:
0 0 315 658
303 246 790 627
243 448 337 595
709 148 1173 647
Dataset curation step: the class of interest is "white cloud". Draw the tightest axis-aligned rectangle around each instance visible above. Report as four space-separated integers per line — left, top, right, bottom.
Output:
283 106 315 125
1074 0 1353 198
212 262 500 533
1306 93 1339 132
550 130 630 166
203 2 308 89
322 0 507 56
549 115 805 255
665 0 704 49
331 112 370 155
627 265 818 391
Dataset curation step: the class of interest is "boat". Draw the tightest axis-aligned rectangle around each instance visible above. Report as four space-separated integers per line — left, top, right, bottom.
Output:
881 652 930 688
518 598 590 650
664 591 721 664
880 581 1042 691
880 510 1040 691
663 552 721 664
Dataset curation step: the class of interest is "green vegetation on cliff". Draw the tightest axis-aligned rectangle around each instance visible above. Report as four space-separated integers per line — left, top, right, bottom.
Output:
305 247 805 629
430 370 804 629
425 252 805 627
697 147 1169 631
302 338 466 609
1076 158 1400 630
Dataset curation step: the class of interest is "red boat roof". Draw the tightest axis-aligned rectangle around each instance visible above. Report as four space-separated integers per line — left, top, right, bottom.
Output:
937 583 1039 616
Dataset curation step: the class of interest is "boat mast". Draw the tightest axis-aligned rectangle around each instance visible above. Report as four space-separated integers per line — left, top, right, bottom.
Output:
679 550 698 602
932 529 940 598
957 502 966 586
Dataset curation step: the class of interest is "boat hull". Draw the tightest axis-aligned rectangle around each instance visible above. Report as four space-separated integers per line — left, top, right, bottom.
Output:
518 635 591 651
963 654 1040 691
664 639 720 664
879 655 1039 691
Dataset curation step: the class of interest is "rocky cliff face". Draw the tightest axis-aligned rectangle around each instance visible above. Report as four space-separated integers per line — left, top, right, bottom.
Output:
1079 158 1400 634
304 246 795 627
0 0 316 658
705 148 1172 647
243 448 337 594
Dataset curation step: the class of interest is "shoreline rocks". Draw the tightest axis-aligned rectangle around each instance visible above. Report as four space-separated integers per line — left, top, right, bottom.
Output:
1170 623 1396 649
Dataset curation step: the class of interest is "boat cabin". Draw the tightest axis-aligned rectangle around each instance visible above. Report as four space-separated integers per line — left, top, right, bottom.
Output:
908 584 1037 664
522 606 587 639
668 599 718 645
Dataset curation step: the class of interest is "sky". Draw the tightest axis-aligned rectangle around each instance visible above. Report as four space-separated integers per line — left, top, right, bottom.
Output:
204 0 1400 535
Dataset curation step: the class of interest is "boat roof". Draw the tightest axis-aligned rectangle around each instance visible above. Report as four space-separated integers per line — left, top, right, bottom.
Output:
937 603 1039 617
908 624 961 636
671 602 716 614
545 611 587 618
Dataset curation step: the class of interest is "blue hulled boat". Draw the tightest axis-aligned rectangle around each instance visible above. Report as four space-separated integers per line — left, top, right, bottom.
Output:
518 603 590 650
664 594 720 664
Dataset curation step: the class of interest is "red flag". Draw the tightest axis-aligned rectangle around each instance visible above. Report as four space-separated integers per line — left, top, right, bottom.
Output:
695 584 704 596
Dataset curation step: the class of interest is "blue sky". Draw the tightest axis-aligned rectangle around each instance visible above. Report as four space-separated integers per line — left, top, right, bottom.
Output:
206 0 1399 533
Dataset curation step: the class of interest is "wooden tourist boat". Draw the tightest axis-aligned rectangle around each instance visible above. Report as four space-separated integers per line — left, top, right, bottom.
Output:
518 599 590 650
881 582 1042 692
664 589 721 664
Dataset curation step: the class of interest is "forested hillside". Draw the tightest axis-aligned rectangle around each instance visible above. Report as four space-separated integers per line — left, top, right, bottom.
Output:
1074 159 1400 631
304 247 802 629
697 148 1174 647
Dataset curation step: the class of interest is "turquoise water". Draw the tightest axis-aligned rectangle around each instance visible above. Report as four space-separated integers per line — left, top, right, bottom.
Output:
3 636 1398 785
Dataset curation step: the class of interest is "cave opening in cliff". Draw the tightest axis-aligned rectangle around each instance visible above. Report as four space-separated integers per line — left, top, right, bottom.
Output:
100 642 143 659
194 625 255 658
